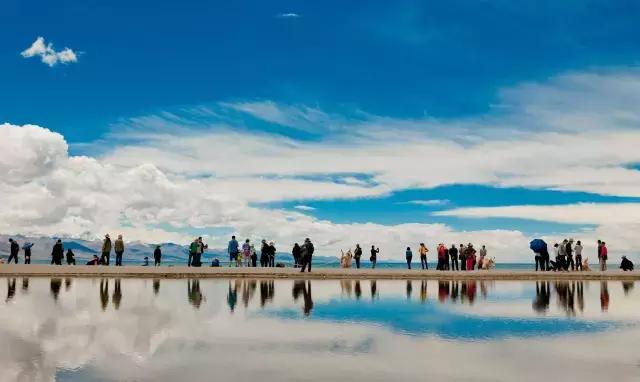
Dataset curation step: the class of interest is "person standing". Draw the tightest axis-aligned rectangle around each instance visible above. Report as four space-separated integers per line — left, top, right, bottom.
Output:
419 243 429 270
459 244 466 271
228 235 239 267
574 240 583 271
354 244 362 269
23 242 33 264
101 234 112 265
405 247 413 269
8 238 19 264
197 237 207 266
268 241 276 267
300 238 314 273
188 238 199 267
449 244 459 270
444 246 450 270
370 246 379 269
243 239 252 267
66 249 76 265
478 245 487 270
154 245 162 266
466 244 476 271
566 239 574 271
114 234 125 266
51 239 64 265
292 243 302 267
260 240 269 267
600 241 608 271
250 244 257 267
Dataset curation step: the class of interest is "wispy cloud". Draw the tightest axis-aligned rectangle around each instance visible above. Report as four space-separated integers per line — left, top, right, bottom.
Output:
21 37 78 67
277 13 301 18
402 199 450 206
294 205 316 211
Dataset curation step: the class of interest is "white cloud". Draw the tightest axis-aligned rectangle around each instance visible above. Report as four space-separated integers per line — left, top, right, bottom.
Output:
277 13 300 18
294 205 316 211
403 199 450 206
21 36 78 67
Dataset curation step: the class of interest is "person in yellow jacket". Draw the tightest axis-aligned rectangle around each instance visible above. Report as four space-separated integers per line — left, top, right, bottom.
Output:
114 235 125 266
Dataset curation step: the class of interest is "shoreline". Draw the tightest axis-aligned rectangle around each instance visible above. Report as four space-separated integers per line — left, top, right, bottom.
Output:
0 265 638 280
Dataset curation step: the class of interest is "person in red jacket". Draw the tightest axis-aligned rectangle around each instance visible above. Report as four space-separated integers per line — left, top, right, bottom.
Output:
599 241 608 271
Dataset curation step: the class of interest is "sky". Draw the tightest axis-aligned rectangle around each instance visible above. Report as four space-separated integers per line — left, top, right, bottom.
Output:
1 0 640 261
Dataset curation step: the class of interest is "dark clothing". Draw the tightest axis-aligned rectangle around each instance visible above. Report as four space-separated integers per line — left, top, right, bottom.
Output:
115 251 123 266
620 257 634 271
51 243 64 265
100 252 110 266
449 247 459 270
300 241 315 273
154 248 162 266
406 255 412 269
251 253 257 267
260 244 269 267
292 245 302 267
575 255 582 271
459 249 466 271
66 250 76 265
354 247 362 269
420 255 428 269
268 245 276 267
24 247 31 265
370 248 379 269
8 241 19 263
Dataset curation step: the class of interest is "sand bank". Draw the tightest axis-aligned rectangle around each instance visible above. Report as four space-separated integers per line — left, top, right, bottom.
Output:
0 264 638 280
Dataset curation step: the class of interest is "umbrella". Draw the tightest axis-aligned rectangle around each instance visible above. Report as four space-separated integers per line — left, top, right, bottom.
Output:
22 242 34 250
529 239 547 253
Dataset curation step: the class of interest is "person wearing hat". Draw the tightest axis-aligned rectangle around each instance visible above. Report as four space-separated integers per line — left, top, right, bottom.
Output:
100 234 112 265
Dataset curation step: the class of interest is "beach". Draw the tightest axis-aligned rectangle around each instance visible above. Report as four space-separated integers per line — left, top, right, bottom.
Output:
1 264 638 280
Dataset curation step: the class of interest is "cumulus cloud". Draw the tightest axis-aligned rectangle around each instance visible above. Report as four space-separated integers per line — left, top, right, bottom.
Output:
21 36 78 67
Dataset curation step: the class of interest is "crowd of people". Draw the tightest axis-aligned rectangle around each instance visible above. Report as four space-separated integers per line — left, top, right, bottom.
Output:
531 238 633 272
221 236 315 272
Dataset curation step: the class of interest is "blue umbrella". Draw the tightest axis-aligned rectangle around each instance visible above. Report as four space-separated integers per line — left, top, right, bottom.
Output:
529 239 547 253
22 242 34 250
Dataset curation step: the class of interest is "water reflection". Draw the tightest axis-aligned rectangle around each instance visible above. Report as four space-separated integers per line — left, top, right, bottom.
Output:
188 279 204 308
420 280 427 303
153 279 160 295
50 278 62 301
600 282 609 312
259 280 275 308
21 278 28 292
292 280 314 316
100 279 109 310
622 281 634 295
6 278 16 302
113 279 122 310
533 281 551 314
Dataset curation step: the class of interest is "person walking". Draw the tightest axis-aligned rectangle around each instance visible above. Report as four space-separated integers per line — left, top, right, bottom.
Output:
65 249 76 265
600 241 608 271
354 244 363 269
114 234 125 266
8 238 19 264
228 235 239 267
370 246 379 269
459 244 466 271
574 240 583 271
405 247 413 269
478 245 487 269
419 243 429 270
51 239 64 265
188 238 199 267
243 239 252 267
100 234 112 265
449 244 458 270
153 245 162 266
300 238 314 273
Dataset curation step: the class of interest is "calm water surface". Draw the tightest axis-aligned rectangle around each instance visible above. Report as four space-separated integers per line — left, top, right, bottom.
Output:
0 278 638 381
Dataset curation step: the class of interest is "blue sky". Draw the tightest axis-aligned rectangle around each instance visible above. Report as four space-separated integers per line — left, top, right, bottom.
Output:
2 0 640 259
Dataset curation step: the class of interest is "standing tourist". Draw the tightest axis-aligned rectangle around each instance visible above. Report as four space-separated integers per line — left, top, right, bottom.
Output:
300 238 314 273
154 245 162 266
478 245 487 269
22 242 33 264
566 239 574 271
66 249 76 265
268 241 276 267
354 244 363 269
406 247 413 269
459 244 466 271
260 240 269 267
449 244 459 270
250 244 257 267
370 246 379 269
465 244 476 271
228 235 239 267
8 238 19 264
243 239 252 267
574 240 583 271
51 239 64 265
114 234 125 266
198 237 207 266
419 243 429 270
292 243 302 268
188 238 199 267
101 234 112 265
600 241 608 271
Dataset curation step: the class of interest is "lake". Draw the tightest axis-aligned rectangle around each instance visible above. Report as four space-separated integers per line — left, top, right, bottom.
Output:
1 278 638 381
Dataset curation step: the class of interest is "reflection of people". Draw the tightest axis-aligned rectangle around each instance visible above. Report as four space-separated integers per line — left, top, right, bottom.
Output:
532 281 550 314
21 278 29 291
406 280 413 299
100 279 109 310
6 278 16 302
600 282 609 312
259 280 275 307
188 279 204 308
576 281 584 312
355 280 362 300
438 281 449 303
227 280 239 313
50 278 62 300
450 281 458 302
65 278 72 290
153 279 160 295
622 281 634 295
554 282 575 316
420 280 427 303
112 279 122 309
370 280 378 300
293 280 313 316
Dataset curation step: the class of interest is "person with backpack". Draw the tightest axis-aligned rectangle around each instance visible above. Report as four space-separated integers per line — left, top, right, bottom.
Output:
354 244 363 269
114 234 125 266
300 238 315 273
100 234 112 265
8 238 19 264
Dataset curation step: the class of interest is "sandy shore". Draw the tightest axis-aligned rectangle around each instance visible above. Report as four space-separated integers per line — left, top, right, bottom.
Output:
0 264 638 280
